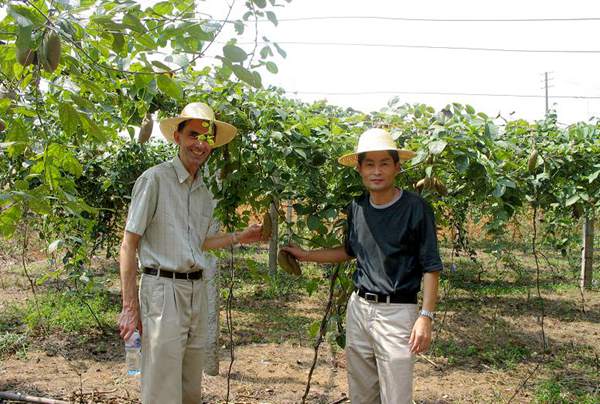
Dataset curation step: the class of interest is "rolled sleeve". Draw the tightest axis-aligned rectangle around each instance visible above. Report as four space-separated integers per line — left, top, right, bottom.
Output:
125 173 158 236
418 202 443 273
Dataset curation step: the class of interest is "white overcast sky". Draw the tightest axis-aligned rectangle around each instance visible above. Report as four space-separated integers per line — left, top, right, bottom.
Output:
206 0 600 125
4 1 600 125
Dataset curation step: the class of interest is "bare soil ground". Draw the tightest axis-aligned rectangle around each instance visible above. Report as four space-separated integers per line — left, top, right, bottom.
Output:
1 246 599 403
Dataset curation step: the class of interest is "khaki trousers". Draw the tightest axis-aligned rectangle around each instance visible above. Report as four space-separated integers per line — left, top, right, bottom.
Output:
139 274 209 404
346 292 418 404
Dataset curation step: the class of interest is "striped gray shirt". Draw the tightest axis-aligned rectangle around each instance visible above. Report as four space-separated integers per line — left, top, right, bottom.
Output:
125 156 219 273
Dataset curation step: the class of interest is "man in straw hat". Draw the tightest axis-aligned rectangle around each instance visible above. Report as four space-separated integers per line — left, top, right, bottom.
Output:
283 128 442 403
118 102 268 403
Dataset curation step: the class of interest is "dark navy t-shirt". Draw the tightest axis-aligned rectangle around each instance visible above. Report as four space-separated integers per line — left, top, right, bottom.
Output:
344 190 443 297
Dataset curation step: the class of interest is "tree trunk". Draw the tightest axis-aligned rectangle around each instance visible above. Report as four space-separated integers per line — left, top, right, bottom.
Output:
580 216 594 290
268 202 279 275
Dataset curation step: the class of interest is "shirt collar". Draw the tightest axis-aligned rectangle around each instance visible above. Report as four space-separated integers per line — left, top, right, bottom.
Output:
171 155 205 189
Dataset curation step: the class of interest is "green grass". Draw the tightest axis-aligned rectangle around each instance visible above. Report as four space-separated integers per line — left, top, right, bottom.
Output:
0 331 28 359
19 290 119 334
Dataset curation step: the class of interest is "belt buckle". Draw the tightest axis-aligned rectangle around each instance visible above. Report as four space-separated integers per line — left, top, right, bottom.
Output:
364 292 378 303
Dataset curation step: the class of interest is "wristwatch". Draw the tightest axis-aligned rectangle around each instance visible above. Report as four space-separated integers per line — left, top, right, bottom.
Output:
418 309 435 321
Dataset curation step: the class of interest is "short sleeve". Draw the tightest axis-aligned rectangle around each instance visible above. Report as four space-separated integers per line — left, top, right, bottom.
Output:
206 216 220 237
125 173 158 236
343 203 356 258
418 201 443 272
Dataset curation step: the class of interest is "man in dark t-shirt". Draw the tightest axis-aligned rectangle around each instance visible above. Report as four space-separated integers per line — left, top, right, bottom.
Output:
283 128 442 404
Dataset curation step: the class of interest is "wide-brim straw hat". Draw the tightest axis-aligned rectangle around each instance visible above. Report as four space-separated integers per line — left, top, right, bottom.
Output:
338 128 416 167
159 102 237 147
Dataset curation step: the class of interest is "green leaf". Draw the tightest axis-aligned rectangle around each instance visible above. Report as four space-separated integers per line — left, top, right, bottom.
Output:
455 155 469 172
48 239 63 254
588 169 600 184
234 20 244 35
307 215 321 231
112 33 126 54
273 42 287 58
565 194 580 207
157 74 183 99
265 61 278 74
59 103 80 136
428 140 447 155
253 0 267 8
8 5 39 27
151 60 173 72
223 44 247 63
0 205 22 237
266 11 278 26
153 1 174 15
308 320 320 338
231 64 262 88
260 45 273 59
123 13 146 33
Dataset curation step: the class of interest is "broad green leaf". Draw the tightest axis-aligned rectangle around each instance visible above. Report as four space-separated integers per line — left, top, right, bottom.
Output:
260 45 273 59
253 0 267 8
231 64 262 88
307 215 321 231
151 60 173 72
565 194 580 207
152 1 174 15
308 320 320 338
588 169 600 183
157 74 183 99
265 61 278 74
48 239 63 254
266 11 278 26
273 42 287 58
223 44 247 63
0 205 22 238
234 20 244 35
8 5 39 27
59 103 80 136
428 140 447 155
123 13 146 33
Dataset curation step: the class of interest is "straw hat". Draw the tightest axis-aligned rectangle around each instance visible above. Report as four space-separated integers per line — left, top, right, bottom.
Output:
338 128 416 167
159 102 237 147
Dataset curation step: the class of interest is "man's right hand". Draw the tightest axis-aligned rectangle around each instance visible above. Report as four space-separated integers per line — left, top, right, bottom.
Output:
119 306 142 341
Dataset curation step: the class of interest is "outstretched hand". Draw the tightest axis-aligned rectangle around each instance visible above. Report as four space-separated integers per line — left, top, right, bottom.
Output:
238 224 267 244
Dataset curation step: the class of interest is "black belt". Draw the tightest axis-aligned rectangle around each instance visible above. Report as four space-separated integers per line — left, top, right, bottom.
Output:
143 267 203 280
356 288 417 304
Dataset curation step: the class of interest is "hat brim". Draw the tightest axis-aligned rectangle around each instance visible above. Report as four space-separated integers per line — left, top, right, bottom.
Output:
159 117 238 148
338 148 416 167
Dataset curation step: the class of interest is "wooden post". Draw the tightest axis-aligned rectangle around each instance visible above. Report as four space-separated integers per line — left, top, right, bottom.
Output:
580 216 594 290
268 201 278 275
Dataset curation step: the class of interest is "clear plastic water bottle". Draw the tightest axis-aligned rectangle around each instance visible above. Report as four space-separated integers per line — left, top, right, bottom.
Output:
125 330 141 376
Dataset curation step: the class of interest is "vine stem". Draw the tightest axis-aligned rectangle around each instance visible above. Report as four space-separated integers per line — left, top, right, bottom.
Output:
532 202 547 350
20 210 48 336
225 242 235 402
301 264 341 403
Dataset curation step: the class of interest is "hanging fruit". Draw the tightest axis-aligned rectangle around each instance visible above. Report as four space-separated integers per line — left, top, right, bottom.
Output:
261 211 272 239
40 31 61 73
137 113 153 144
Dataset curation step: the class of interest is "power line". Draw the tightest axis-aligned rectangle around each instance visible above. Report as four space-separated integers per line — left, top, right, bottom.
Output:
271 15 600 23
284 90 600 100
236 41 600 54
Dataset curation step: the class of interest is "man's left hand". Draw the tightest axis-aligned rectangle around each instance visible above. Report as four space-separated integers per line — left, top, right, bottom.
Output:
409 316 432 354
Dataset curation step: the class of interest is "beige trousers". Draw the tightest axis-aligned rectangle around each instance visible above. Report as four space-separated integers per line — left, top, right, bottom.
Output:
345 291 418 404
139 274 210 404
